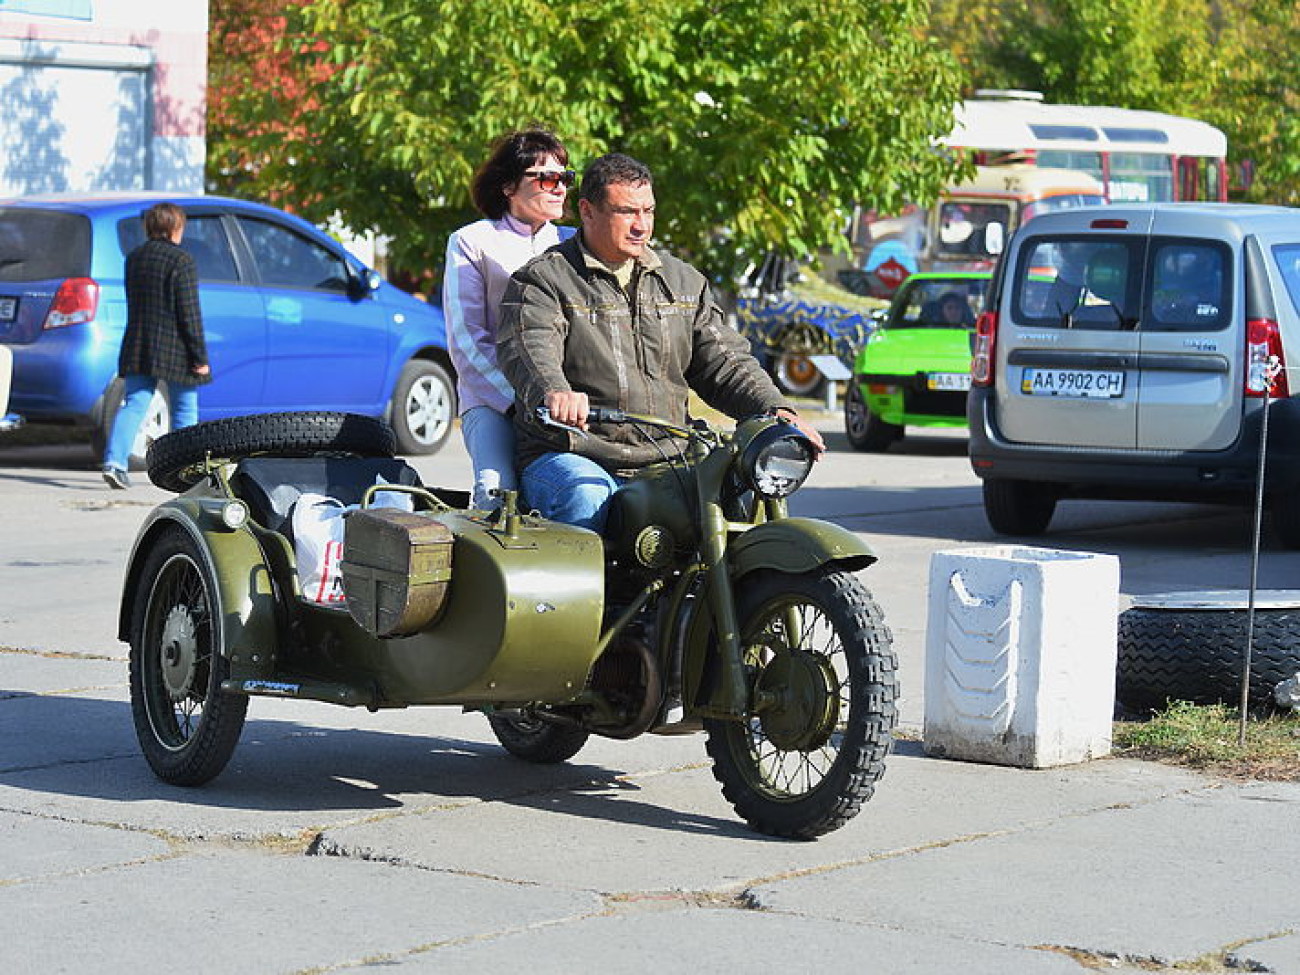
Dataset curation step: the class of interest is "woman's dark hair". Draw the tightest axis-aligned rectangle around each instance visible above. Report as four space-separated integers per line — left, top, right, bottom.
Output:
143 202 186 241
471 129 570 220
578 153 652 207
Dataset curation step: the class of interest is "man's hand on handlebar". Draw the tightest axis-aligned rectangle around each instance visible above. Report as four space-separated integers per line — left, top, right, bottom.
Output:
776 408 826 457
544 390 590 430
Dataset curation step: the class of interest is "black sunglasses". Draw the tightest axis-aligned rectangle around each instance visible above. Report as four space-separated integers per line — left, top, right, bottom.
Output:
523 169 576 191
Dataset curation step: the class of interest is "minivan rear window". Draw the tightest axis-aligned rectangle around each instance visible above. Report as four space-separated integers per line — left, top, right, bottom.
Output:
1013 236 1140 330
1012 234 1231 333
0 209 92 282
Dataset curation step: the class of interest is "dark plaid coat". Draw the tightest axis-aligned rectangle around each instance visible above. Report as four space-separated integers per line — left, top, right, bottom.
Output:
118 238 211 386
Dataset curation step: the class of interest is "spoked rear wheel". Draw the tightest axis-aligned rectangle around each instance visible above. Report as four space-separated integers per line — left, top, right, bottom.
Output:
129 526 247 785
705 567 897 839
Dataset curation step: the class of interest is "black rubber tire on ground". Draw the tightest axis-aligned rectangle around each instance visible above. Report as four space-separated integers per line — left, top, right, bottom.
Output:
388 358 456 455
982 478 1057 536
705 567 898 840
843 379 903 452
1116 593 1300 712
147 411 396 493
129 524 248 785
487 710 590 764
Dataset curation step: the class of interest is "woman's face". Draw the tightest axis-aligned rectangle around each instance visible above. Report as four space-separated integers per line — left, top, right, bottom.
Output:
504 152 569 229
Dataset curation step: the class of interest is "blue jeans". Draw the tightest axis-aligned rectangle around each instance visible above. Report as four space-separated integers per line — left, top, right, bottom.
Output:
104 376 199 469
459 405 517 509
521 451 623 533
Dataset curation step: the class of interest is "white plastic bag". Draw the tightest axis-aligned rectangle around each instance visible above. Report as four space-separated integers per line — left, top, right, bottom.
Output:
292 493 350 605
369 474 416 512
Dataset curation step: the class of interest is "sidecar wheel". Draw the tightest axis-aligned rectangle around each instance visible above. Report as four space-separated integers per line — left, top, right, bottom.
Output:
487 710 590 764
147 411 396 493
129 526 247 785
705 567 897 839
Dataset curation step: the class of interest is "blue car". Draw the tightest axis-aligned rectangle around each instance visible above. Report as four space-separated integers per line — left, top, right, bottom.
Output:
0 193 456 463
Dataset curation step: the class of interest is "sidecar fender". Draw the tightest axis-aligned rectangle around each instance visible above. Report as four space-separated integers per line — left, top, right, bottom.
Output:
728 517 876 577
118 501 279 669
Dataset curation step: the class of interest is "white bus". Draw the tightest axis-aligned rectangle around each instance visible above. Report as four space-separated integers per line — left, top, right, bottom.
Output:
950 90 1229 203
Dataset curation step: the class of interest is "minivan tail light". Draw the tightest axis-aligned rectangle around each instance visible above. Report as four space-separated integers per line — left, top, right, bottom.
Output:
1245 318 1289 398
43 277 100 330
971 310 998 386
1090 218 1129 229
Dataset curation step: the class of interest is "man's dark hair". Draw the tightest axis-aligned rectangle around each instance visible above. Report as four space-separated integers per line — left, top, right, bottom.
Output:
142 202 185 241
579 153 652 207
471 128 570 220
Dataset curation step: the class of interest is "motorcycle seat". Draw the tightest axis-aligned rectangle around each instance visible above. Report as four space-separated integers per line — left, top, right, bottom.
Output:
231 456 424 537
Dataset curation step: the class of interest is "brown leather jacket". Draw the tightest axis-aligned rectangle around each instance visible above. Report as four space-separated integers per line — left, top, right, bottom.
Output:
497 233 789 472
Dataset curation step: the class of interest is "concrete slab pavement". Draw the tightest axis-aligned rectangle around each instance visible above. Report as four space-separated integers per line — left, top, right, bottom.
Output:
4 419 1300 973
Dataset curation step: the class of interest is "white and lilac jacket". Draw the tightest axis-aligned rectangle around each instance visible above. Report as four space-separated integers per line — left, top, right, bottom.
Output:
442 214 575 415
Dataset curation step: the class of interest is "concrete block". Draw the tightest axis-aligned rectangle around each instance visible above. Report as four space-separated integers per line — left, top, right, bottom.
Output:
924 545 1120 767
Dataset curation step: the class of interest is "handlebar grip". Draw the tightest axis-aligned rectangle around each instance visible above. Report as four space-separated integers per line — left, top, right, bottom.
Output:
535 405 627 426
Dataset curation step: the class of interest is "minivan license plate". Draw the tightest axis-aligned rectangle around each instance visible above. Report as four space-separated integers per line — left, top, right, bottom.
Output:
0 297 15 321
1020 368 1124 398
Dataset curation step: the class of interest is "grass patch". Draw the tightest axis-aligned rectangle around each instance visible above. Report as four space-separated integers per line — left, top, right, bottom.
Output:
1113 700 1300 780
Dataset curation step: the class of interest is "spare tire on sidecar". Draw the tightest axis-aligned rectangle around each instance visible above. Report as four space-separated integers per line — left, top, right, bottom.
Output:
146 410 399 493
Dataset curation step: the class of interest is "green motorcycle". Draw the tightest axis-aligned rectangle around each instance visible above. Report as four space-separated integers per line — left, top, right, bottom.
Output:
119 409 897 839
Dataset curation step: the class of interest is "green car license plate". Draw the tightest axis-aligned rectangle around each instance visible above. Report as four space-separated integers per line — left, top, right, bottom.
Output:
927 372 971 391
1020 367 1124 398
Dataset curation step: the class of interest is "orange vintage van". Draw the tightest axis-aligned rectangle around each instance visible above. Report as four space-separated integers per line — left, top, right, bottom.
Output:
857 165 1106 296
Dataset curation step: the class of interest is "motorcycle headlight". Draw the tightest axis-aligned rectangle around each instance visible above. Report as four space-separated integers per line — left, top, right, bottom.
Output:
739 422 816 499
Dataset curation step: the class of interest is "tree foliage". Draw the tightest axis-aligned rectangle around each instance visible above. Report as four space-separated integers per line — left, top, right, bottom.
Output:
929 0 1300 204
210 0 967 281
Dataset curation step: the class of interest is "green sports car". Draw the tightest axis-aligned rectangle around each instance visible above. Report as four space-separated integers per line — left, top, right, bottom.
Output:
844 271 991 451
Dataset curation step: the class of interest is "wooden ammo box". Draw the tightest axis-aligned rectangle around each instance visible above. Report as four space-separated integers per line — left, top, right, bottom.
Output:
341 508 454 638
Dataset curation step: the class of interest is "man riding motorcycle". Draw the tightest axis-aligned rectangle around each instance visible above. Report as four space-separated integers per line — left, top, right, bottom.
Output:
497 151 825 532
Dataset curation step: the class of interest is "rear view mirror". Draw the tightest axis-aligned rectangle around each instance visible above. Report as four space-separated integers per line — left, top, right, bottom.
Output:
349 268 382 299
985 222 1005 256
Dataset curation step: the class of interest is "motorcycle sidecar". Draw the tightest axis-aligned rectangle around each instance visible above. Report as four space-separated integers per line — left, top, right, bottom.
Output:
119 452 609 720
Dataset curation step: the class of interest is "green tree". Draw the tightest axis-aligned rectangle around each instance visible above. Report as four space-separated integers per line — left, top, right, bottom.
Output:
929 0 1300 204
975 0 1215 113
1206 0 1300 204
214 0 967 281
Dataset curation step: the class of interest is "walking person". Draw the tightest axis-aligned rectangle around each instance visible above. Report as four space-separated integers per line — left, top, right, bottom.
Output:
497 152 824 533
101 202 209 489
443 129 576 509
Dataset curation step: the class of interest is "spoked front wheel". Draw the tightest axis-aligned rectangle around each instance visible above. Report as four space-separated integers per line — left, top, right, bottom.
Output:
129 526 247 785
705 567 898 839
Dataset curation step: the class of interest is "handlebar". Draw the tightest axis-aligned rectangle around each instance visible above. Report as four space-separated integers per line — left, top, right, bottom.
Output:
534 406 697 442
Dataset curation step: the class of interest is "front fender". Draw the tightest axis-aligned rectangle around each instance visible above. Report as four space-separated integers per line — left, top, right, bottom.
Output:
728 517 876 576
118 500 280 671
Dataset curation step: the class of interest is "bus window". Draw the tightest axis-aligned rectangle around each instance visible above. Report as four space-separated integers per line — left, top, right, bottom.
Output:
1036 149 1104 185
1108 152 1174 202
935 201 1012 259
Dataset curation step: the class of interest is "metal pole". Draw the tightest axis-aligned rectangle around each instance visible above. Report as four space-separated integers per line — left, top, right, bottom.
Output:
1239 358 1280 746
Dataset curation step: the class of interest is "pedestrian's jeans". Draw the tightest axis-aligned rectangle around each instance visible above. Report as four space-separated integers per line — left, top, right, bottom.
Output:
460 405 517 510
520 451 624 533
103 375 198 469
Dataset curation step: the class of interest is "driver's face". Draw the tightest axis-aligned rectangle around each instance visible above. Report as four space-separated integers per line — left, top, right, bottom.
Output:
580 180 655 265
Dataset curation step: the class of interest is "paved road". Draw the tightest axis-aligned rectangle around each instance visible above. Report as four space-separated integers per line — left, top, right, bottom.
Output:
2 417 1298 973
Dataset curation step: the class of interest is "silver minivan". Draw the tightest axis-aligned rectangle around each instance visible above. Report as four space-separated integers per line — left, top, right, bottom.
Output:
967 203 1300 547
